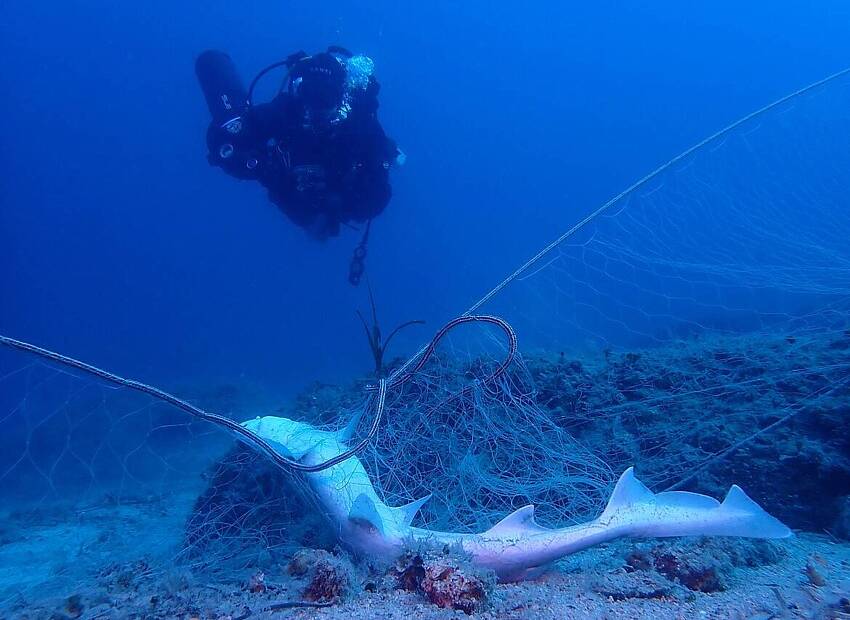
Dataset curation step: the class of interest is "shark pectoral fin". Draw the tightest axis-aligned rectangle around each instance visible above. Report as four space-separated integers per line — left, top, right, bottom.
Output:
719 485 793 538
241 415 318 460
268 440 296 461
349 493 386 535
485 505 550 537
240 417 299 459
393 494 431 528
335 410 362 443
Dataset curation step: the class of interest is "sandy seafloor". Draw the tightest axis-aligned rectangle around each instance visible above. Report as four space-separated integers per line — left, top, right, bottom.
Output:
2 490 849 620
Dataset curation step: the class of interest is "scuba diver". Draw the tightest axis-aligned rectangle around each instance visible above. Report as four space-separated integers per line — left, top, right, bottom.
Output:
195 47 402 284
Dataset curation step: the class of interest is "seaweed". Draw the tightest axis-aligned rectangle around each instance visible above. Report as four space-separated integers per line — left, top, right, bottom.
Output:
357 282 424 377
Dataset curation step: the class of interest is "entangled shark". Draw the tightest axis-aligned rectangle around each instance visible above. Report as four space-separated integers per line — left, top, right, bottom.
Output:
242 415 792 581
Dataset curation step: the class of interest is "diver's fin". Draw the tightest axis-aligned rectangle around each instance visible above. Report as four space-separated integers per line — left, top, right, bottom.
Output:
349 493 386 535
485 505 549 537
392 494 431 528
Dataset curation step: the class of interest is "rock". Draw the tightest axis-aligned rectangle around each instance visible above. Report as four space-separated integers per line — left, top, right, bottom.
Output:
834 495 850 540
623 538 784 593
64 594 83 619
287 549 355 604
805 555 827 587
421 563 488 615
245 571 265 593
391 551 491 614
652 551 725 592
593 571 674 601
393 553 426 591
184 446 335 566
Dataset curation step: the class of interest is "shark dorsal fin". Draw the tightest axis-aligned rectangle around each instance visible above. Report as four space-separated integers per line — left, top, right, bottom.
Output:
392 494 431 528
349 493 386 535
485 505 549 537
721 485 759 512
600 467 653 521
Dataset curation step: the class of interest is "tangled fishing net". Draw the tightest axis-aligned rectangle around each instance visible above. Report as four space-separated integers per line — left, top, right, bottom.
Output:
2 70 850 611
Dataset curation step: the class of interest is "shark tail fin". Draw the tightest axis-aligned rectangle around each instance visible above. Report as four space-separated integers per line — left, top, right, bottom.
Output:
599 467 792 540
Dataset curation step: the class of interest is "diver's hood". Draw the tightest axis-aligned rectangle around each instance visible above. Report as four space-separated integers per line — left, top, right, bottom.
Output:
288 52 346 111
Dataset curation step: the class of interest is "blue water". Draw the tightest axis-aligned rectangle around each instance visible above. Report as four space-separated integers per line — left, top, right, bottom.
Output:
2 1 849 401
4 5 850 617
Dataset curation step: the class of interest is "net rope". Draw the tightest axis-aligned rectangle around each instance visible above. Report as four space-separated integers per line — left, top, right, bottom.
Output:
2 67 850 612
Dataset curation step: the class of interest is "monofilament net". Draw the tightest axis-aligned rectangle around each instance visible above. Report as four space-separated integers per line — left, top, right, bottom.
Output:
349 68 850 532
2 69 850 611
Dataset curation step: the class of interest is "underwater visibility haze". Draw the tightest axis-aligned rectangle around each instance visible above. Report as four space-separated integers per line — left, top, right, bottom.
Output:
1 1 850 618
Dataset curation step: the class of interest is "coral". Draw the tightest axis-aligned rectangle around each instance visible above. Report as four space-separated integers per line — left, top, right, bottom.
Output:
421 563 488 615
287 549 355 603
286 549 315 577
245 570 266 593
394 553 426 591
356 283 424 377
392 552 490 615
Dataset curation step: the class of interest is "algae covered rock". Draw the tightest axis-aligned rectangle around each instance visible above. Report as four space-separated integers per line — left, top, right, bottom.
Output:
184 445 335 568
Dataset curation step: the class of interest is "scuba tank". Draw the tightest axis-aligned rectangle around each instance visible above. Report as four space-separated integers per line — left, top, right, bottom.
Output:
195 50 249 127
195 50 258 179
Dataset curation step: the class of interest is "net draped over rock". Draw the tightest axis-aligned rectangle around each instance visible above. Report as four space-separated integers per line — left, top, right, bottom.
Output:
2 71 850 611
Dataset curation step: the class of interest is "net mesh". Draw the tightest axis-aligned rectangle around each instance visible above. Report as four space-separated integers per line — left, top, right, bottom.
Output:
2 72 850 611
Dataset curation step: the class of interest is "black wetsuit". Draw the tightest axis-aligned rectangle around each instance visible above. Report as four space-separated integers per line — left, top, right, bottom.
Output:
204 59 397 239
